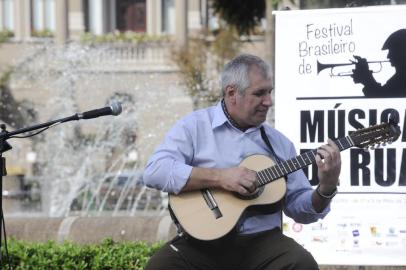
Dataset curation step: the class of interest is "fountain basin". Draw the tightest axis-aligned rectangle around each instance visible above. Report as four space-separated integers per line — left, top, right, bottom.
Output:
5 214 177 244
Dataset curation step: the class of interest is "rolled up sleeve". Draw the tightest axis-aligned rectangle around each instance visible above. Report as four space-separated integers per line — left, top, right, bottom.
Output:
143 120 194 194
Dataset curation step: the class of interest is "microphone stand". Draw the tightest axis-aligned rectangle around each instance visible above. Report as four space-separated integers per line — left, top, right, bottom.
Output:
0 127 11 267
0 113 81 268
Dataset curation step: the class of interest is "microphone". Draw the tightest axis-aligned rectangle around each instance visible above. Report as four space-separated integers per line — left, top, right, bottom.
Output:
78 102 122 120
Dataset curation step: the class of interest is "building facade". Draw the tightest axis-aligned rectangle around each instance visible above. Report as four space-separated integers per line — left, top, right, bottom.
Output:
0 0 210 43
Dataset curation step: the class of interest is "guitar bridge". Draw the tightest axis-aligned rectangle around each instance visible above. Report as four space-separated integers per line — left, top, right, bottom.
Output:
201 189 223 219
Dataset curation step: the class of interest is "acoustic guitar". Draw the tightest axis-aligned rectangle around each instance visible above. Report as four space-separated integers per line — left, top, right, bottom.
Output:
169 114 401 241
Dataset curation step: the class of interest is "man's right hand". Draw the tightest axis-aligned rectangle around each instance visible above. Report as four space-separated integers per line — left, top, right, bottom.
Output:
219 167 258 195
184 166 258 195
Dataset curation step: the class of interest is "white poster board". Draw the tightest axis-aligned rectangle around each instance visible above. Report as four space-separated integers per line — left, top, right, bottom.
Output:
274 5 406 265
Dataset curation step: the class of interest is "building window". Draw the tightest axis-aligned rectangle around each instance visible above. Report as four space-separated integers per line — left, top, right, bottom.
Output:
116 0 146 32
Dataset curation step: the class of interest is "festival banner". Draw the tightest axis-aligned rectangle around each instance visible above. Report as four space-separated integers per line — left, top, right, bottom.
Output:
274 5 406 265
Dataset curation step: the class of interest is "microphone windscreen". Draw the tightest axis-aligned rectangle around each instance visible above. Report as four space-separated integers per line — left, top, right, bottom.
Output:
110 102 122 116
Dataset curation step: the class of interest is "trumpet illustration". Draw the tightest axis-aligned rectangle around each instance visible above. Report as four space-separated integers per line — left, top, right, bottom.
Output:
317 59 390 77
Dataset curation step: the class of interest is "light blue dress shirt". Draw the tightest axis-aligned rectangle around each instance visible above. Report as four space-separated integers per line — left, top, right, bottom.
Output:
143 101 329 234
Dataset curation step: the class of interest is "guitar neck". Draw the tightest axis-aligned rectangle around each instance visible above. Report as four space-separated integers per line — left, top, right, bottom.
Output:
256 136 354 187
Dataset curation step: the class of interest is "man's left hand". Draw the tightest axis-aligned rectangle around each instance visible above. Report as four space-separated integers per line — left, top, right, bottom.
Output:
315 138 341 194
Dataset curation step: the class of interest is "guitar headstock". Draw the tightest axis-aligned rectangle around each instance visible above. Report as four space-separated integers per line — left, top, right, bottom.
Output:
350 110 401 149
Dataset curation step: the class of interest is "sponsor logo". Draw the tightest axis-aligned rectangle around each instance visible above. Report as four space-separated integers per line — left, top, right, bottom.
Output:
312 235 327 243
311 222 327 231
387 227 398 237
292 223 303 233
370 226 378 237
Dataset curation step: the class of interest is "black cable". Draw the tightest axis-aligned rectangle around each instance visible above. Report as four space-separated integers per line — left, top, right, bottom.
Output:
8 125 54 139
1 208 12 270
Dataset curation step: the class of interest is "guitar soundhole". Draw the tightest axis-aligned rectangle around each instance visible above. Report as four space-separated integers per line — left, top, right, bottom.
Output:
233 186 265 200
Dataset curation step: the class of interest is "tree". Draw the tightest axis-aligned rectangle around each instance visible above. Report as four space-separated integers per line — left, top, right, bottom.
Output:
0 69 36 129
172 27 241 109
213 0 399 36
212 0 267 36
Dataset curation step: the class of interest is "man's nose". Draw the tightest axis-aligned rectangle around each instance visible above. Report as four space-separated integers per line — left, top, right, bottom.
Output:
263 93 272 106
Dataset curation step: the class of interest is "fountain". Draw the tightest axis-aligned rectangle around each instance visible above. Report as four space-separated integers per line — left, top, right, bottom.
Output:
1 40 192 242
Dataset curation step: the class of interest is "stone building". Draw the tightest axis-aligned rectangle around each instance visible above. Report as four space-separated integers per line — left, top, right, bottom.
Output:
0 0 209 44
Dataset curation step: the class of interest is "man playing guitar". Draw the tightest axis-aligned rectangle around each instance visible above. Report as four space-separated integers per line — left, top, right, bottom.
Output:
143 54 341 270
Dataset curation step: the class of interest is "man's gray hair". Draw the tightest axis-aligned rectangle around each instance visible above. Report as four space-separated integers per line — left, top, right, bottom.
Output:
220 54 273 96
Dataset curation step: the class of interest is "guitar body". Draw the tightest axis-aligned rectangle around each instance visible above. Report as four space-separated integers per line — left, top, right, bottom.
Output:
169 154 287 241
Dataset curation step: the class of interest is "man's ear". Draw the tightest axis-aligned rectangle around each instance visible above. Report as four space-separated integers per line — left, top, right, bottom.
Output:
224 85 237 103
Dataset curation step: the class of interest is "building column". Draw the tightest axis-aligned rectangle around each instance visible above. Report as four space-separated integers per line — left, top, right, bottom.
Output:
89 0 100 34
200 0 209 29
68 0 84 38
13 0 31 41
32 0 44 32
2 0 14 31
0 1 4 30
55 0 69 45
147 0 162 35
175 0 188 48
89 0 107 35
108 0 116 32
146 0 155 35
45 0 57 33
188 0 201 31
157 0 163 35
42 0 47 30
265 0 274 65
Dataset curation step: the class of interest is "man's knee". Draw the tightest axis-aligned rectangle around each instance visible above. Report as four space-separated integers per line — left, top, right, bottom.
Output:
289 248 319 270
144 243 191 270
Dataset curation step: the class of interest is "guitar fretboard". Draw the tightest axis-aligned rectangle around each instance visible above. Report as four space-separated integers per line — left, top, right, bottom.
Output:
256 136 354 186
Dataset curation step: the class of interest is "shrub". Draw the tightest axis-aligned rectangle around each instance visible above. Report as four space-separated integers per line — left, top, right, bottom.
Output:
2 238 162 270
0 30 13 43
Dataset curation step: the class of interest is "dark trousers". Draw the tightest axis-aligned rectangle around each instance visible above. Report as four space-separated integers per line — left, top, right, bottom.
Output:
145 228 319 270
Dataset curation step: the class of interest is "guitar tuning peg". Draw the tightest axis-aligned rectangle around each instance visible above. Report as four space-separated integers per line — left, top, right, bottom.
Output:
370 145 375 150
381 142 387 146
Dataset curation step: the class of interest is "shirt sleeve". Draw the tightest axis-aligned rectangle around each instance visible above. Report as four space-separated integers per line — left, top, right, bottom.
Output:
283 141 330 224
142 119 194 194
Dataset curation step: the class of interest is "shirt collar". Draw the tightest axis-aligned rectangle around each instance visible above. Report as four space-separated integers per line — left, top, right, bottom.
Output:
211 100 264 132
212 101 228 129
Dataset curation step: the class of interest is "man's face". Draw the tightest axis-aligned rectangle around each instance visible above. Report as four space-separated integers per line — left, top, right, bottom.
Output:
234 66 273 128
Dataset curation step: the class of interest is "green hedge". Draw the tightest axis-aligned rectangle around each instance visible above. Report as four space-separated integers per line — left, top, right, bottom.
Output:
0 30 13 43
1 238 162 269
